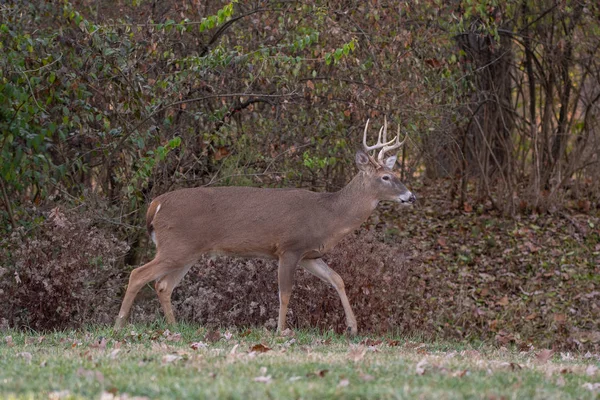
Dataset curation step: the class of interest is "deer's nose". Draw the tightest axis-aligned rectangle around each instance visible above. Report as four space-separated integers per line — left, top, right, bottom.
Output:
408 193 417 204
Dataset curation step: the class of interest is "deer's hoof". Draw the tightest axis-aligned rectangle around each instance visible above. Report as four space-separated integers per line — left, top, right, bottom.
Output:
114 317 126 331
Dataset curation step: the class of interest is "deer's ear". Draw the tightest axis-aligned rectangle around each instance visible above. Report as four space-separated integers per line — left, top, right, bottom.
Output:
355 150 371 172
383 155 397 170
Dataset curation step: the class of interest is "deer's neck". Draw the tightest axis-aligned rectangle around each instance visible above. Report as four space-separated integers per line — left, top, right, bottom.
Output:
329 173 378 230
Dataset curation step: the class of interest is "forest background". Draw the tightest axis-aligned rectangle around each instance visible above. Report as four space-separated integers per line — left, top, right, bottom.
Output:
0 0 598 351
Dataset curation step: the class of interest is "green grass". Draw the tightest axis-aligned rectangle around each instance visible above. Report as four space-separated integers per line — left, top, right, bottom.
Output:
1 324 598 399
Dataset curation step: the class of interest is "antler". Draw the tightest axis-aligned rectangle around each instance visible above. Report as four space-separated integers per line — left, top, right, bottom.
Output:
362 116 408 165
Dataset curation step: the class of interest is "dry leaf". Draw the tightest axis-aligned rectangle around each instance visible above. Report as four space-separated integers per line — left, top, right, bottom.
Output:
253 375 272 383
190 342 208 350
204 330 221 343
359 372 375 381
249 343 271 353
161 354 181 364
306 80 314 90
525 313 537 321
536 349 554 364
496 296 509 306
307 369 328 378
48 390 72 400
582 383 600 392
17 352 32 363
553 314 567 324
4 336 14 347
585 364 598 376
387 340 400 347
165 331 182 342
223 331 233 340
229 344 239 355
214 147 230 161
452 369 469 378
280 328 295 337
109 349 121 359
90 337 107 349
337 379 350 388
415 358 428 375
348 345 367 362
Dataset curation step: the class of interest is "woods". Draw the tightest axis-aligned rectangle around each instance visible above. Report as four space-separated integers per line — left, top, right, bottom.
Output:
0 1 599 350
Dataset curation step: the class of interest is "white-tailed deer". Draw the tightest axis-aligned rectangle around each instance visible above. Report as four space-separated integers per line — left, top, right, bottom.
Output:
114 118 416 334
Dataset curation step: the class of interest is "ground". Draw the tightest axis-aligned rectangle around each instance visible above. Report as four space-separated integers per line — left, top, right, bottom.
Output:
1 324 599 399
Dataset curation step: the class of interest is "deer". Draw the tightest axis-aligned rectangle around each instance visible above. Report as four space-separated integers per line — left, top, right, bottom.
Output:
114 117 416 335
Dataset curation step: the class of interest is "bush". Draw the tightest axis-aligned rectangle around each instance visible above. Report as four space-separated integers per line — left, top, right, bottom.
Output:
151 230 422 335
0 207 129 330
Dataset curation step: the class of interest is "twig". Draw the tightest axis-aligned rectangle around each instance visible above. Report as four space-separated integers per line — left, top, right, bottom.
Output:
0 175 16 230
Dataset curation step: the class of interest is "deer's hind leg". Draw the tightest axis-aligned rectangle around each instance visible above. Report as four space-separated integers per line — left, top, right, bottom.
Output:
300 258 357 335
114 256 183 330
154 264 193 324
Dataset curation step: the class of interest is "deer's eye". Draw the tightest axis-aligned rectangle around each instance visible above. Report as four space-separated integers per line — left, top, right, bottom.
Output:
382 175 390 181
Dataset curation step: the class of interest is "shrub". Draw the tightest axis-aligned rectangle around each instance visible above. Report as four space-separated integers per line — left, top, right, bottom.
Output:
0 207 129 330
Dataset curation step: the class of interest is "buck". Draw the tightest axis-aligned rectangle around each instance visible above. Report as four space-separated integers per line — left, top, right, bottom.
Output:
114 118 416 334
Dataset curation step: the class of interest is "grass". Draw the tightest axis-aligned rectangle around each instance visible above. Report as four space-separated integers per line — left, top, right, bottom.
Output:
1 324 599 399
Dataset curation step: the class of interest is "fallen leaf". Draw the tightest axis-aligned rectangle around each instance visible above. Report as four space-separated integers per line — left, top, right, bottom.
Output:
536 349 554 364
253 375 272 383
223 331 233 340
553 313 567 324
360 338 382 347
109 349 121 359
190 342 208 350
582 383 600 392
165 331 182 342
204 330 221 343
4 336 13 347
229 344 239 355
307 369 328 378
280 328 295 337
359 372 375 381
17 352 32 363
561 352 574 361
496 296 509 306
415 358 428 375
48 390 71 399
500 362 522 371
452 369 469 378
348 345 367 362
249 343 271 353
90 337 107 349
560 368 572 374
586 364 598 376
337 378 350 388
214 147 230 161
387 340 400 347
525 313 537 321
161 354 181 364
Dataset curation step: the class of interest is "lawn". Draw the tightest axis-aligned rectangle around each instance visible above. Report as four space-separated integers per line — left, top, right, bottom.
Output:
1 324 599 399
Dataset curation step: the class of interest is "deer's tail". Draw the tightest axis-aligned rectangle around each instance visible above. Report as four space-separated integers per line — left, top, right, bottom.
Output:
146 200 160 239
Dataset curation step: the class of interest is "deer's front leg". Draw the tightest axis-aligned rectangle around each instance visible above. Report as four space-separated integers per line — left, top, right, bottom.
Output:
277 253 300 333
300 258 357 335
